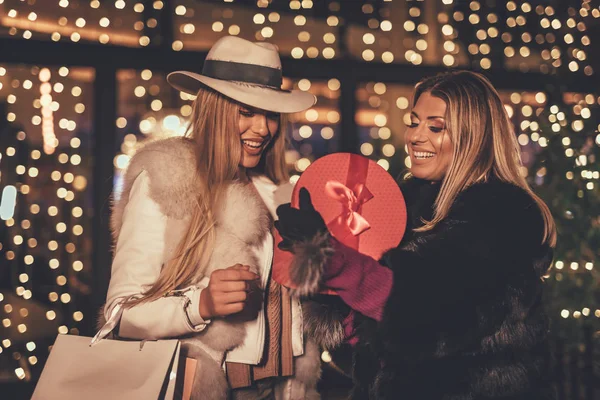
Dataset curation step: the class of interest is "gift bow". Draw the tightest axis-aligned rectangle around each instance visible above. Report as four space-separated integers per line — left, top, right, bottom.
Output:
325 180 373 238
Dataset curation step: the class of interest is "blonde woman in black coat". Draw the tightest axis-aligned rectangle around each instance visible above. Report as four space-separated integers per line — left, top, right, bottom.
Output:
275 71 557 400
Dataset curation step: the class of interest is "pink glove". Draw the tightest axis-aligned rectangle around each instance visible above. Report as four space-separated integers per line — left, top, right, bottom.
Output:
323 238 393 323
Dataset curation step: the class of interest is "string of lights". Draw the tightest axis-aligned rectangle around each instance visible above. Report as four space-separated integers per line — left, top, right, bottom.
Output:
0 64 93 383
0 0 595 75
0 0 597 390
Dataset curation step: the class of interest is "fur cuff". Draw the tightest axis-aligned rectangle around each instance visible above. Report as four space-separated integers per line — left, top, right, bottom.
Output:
302 299 346 349
289 232 334 297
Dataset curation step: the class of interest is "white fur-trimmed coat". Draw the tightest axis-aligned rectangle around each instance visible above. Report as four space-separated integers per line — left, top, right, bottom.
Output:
104 137 323 399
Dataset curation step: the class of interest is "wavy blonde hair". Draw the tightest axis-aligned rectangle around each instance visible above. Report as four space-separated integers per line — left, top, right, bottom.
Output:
128 87 289 306
411 71 556 246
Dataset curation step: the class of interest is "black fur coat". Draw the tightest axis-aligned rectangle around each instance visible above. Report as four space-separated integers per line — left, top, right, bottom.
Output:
350 178 556 400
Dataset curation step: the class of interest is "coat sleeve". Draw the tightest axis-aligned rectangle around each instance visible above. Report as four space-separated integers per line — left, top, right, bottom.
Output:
104 171 211 339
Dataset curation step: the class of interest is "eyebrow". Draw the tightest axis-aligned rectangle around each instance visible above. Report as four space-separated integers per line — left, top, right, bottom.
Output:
411 111 445 120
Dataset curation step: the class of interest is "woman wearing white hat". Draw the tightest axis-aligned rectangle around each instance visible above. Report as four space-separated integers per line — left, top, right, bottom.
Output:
102 36 322 399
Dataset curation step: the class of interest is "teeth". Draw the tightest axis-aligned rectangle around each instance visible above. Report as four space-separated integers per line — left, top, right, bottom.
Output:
242 140 263 149
414 151 435 159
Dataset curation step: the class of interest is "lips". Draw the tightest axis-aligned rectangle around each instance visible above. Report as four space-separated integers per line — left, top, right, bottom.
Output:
412 150 436 160
242 139 264 149
241 138 268 155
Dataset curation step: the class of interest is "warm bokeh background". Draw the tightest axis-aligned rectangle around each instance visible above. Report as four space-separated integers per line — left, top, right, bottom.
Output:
0 1 598 398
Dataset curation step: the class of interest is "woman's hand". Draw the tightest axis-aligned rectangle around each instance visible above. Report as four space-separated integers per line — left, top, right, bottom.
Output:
199 264 259 319
275 188 328 251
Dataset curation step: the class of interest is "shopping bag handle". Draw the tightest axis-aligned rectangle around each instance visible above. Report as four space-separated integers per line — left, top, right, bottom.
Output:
89 287 192 347
90 297 137 347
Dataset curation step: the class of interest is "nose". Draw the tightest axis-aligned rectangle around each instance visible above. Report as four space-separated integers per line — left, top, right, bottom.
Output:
251 114 268 136
407 123 427 144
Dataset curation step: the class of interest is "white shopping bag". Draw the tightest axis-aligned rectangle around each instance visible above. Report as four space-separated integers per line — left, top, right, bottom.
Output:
32 301 182 400
32 335 180 400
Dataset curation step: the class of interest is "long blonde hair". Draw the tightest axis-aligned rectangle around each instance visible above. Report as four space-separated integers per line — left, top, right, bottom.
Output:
412 71 556 247
128 87 289 306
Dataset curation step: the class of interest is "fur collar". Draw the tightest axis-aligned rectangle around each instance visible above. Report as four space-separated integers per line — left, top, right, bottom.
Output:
111 137 201 242
111 137 271 248
400 177 546 246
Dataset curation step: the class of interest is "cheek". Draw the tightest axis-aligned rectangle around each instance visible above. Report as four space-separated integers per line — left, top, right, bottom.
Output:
239 117 250 134
268 120 279 134
433 133 452 155
440 135 453 167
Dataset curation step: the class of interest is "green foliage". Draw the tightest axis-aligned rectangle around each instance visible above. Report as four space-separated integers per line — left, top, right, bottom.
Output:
530 102 600 347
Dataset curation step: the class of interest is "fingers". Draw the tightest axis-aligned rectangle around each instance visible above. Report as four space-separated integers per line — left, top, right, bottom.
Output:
212 280 250 293
205 265 264 318
276 203 292 218
213 267 259 282
221 291 248 304
275 208 308 240
299 188 315 211
276 203 307 224
211 291 247 306
225 269 260 281
277 204 301 230
274 221 296 242
277 239 293 252
273 220 282 234
277 203 300 218
220 303 245 315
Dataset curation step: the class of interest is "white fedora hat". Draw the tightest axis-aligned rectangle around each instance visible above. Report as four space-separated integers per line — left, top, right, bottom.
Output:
167 36 316 114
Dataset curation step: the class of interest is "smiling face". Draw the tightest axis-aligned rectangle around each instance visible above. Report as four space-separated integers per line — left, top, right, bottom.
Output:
405 92 453 181
238 106 280 169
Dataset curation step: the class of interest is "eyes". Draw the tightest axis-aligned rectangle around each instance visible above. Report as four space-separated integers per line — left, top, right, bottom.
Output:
239 109 280 121
406 121 445 133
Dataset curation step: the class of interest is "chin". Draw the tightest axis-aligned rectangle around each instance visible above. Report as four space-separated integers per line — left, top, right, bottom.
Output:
410 167 429 179
240 158 261 169
410 167 441 182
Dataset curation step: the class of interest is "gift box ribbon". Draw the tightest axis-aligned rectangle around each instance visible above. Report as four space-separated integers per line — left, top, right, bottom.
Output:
325 154 373 249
